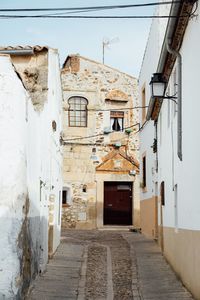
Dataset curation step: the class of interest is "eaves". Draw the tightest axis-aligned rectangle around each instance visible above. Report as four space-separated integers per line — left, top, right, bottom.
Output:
147 0 196 122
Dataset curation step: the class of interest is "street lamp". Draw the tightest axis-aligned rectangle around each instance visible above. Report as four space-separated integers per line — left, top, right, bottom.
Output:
149 73 166 99
149 73 177 101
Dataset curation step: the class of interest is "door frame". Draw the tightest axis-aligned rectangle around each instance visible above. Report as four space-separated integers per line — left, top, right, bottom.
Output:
103 181 133 226
95 173 135 228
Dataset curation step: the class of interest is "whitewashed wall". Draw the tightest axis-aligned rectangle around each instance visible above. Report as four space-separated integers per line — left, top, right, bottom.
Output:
158 4 200 230
139 3 200 297
0 49 63 298
27 49 63 271
139 1 170 200
47 49 63 252
0 55 28 299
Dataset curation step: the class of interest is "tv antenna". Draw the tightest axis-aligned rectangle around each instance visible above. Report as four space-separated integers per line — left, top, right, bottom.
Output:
102 36 119 64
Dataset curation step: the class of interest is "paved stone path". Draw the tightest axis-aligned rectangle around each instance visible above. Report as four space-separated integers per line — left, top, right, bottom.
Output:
28 230 194 300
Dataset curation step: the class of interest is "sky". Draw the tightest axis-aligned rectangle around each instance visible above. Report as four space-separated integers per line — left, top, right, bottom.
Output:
0 1 155 77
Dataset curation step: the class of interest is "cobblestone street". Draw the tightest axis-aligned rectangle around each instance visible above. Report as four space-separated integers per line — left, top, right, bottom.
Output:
28 230 193 300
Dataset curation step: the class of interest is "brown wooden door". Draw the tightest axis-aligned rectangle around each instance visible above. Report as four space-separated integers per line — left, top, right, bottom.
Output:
104 182 132 225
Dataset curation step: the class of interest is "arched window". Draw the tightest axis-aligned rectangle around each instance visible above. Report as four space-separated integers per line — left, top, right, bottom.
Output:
68 97 88 127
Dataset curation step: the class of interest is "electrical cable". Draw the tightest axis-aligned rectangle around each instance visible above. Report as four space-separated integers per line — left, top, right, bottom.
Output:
0 15 190 19
0 1 193 20
62 122 140 142
135 120 149 133
63 107 150 143
68 106 149 112
0 2 182 12
36 8 108 17
63 133 141 150
63 105 149 142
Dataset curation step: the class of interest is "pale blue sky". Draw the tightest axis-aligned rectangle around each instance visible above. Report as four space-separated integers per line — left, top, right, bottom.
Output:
0 0 155 77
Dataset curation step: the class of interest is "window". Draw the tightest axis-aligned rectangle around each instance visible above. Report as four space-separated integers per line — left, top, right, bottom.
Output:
142 155 146 189
160 181 165 206
62 186 72 206
142 86 146 123
68 96 88 127
82 185 87 193
62 190 68 205
110 111 124 131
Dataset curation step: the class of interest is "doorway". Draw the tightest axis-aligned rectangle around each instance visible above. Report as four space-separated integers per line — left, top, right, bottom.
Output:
104 182 132 225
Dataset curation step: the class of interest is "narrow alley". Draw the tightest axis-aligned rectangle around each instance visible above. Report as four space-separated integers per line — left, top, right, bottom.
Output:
28 230 193 300
1 1 200 299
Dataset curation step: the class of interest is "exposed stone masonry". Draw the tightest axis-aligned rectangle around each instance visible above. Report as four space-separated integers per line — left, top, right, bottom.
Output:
61 55 140 229
11 50 48 111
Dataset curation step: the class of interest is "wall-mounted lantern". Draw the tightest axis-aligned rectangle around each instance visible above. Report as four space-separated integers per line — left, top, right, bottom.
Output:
149 73 177 101
149 73 166 99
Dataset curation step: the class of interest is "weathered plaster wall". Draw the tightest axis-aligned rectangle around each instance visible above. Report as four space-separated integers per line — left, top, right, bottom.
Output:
11 50 48 111
26 48 63 268
47 48 63 255
0 48 63 298
0 55 29 299
61 56 139 229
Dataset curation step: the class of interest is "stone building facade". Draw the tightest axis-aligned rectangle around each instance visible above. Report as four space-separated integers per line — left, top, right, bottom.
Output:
61 55 140 229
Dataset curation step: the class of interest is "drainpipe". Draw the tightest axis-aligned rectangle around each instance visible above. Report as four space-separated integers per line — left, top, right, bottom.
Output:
166 40 182 161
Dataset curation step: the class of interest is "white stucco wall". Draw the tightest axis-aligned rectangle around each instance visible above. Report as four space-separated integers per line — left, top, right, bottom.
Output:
27 48 63 270
157 80 178 228
0 55 28 299
139 3 200 297
47 48 63 252
157 4 200 230
0 48 63 298
139 1 170 201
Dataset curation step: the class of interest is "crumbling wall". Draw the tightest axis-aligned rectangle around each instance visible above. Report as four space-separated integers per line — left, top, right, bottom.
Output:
0 49 62 298
11 50 48 111
0 55 32 299
17 197 32 299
